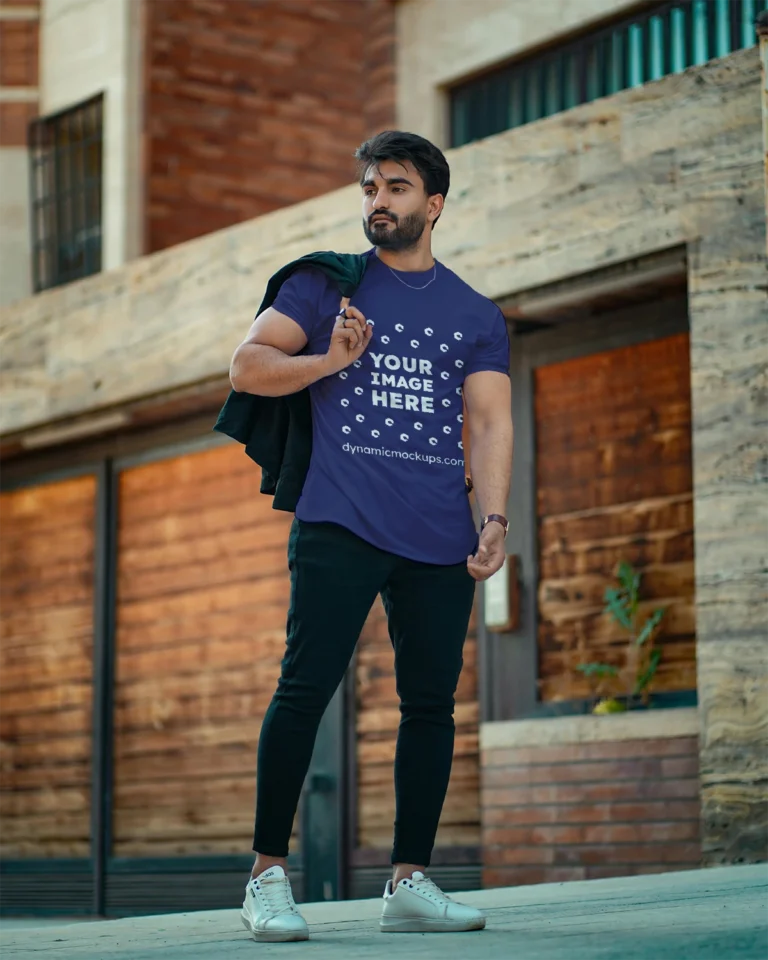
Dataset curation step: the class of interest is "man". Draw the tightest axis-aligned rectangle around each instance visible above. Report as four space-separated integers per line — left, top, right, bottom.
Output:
231 131 513 942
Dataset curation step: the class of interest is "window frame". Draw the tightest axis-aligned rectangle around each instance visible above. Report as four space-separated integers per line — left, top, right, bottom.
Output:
28 94 104 293
449 0 766 148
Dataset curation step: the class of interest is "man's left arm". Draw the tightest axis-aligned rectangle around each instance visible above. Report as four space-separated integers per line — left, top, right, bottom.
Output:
463 370 513 581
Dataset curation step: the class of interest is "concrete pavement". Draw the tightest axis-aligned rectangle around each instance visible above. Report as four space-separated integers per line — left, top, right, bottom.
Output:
1 864 766 959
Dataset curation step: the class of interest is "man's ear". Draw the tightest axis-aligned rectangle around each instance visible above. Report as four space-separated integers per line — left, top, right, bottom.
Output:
428 193 444 224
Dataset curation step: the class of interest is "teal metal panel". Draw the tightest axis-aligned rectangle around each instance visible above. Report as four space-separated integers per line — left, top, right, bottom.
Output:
449 0 768 147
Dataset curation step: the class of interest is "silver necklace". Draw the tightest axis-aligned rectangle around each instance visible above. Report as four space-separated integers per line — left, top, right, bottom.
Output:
387 262 437 290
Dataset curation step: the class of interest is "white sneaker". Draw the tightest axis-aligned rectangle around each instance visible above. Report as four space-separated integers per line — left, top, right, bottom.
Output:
240 865 309 942
380 871 486 933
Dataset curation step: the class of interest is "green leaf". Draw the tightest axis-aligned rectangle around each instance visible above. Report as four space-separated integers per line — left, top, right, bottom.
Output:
577 662 619 678
635 648 662 695
617 561 641 615
604 589 633 629
619 560 639 591
636 607 666 647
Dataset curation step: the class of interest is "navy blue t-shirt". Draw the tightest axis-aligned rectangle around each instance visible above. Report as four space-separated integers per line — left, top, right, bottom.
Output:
272 250 509 565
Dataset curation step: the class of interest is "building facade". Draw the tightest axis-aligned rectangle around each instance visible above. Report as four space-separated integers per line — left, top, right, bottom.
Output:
0 0 396 303
1 0 766 917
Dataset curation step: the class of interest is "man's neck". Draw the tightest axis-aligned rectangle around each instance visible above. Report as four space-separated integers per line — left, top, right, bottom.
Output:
375 245 435 273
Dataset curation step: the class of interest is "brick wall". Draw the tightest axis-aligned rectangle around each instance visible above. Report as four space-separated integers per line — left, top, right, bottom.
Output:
481 728 701 888
0 0 39 147
144 0 396 253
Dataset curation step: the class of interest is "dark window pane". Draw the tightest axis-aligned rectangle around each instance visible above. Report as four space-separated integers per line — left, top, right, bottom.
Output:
509 74 525 128
27 95 103 292
543 57 560 116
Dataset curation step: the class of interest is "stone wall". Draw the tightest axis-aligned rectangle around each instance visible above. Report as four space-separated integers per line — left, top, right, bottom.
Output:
1 49 765 864
144 0 395 253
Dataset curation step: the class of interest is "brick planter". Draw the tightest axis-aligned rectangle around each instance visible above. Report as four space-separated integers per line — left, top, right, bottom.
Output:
480 708 700 888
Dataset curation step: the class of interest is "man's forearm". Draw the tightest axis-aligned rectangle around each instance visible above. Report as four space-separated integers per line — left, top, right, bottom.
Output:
469 421 514 519
230 344 331 397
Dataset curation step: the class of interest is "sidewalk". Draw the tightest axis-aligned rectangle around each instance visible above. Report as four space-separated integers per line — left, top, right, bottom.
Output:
1 864 766 959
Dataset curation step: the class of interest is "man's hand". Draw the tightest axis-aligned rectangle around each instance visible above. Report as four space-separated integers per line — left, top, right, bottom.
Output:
324 299 373 376
467 522 506 582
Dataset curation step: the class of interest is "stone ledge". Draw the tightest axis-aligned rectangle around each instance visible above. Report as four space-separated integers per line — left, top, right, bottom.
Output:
480 708 699 751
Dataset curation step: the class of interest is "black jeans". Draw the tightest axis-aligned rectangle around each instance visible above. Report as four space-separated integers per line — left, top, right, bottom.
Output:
253 519 476 867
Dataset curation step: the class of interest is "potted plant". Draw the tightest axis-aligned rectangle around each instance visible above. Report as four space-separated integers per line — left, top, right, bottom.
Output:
577 561 666 714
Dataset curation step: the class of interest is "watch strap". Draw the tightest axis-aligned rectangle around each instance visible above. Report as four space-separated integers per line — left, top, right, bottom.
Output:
482 514 509 535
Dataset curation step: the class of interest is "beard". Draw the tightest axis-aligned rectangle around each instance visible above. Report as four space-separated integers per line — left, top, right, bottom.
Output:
363 210 427 251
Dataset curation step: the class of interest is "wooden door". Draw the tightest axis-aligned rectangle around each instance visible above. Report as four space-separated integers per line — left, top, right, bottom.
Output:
111 442 294 858
0 475 97 859
534 332 696 702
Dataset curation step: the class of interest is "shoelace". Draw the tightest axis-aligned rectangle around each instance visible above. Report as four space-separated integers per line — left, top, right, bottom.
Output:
255 877 298 916
407 876 453 903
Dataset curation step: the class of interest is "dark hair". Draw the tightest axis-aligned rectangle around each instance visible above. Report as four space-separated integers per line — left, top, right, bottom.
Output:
355 131 450 225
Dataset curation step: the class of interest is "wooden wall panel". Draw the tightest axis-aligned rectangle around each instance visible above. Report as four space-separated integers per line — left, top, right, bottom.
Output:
0 475 96 858
355 598 480 852
535 333 696 702
112 444 293 858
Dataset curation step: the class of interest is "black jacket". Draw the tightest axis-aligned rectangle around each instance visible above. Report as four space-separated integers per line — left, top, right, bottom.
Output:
213 251 370 512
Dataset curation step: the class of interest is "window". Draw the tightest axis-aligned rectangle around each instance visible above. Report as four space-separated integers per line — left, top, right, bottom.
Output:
450 0 767 147
28 95 103 292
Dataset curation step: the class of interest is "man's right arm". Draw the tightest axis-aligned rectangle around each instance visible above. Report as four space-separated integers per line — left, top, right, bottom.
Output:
229 300 372 397
229 305 326 397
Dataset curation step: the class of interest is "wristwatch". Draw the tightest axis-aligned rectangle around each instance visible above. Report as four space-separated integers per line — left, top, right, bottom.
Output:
481 514 509 536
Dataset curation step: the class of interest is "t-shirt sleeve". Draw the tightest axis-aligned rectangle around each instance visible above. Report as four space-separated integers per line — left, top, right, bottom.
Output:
465 304 510 377
270 268 327 341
